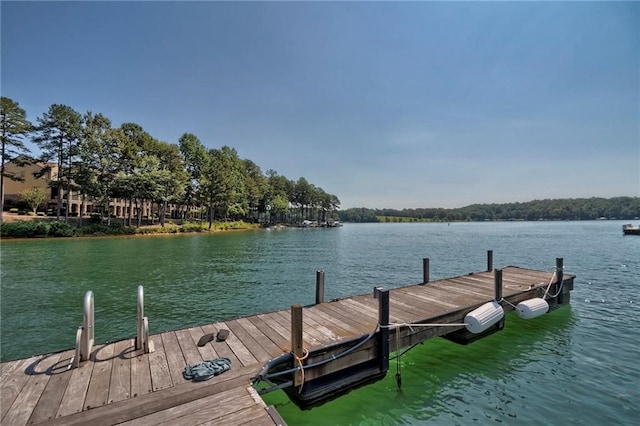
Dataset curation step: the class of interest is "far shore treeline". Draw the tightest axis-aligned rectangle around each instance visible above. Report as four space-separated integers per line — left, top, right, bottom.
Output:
1 97 340 227
339 197 640 223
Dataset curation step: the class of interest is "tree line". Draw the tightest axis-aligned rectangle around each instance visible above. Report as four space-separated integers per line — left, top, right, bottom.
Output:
339 197 640 223
1 97 340 227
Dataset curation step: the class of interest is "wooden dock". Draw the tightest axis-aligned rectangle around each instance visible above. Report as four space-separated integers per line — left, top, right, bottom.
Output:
1 260 574 425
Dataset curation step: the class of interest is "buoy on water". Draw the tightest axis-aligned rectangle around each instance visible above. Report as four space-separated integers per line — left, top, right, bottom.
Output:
515 298 549 319
464 300 504 334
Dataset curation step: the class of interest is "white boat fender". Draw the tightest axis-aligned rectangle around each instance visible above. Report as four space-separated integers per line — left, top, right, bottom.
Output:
464 300 504 334
515 298 549 319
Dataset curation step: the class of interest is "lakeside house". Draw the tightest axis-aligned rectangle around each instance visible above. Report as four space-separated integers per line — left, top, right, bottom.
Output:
2 157 194 220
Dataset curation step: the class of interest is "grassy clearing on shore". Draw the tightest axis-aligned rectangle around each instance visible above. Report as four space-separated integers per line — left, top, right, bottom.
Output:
0 215 260 239
134 220 260 234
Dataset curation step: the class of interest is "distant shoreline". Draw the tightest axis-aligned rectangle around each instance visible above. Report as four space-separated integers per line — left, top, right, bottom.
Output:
338 196 640 223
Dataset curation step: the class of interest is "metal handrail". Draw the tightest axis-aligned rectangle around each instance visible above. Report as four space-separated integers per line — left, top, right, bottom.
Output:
136 285 150 353
81 291 94 360
73 291 94 368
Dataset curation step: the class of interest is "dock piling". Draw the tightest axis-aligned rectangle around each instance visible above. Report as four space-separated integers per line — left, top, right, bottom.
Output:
315 270 325 304
494 268 503 301
422 258 430 284
487 250 493 272
556 258 565 304
377 289 390 373
373 286 382 298
291 304 304 387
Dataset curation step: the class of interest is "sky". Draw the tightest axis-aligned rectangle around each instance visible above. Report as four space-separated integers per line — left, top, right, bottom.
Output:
1 1 638 210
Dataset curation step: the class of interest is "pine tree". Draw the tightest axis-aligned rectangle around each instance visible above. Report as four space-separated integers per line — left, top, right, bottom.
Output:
1 97 33 222
33 104 83 221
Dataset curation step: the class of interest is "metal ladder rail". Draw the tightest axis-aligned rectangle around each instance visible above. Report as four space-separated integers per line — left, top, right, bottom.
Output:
136 285 153 353
72 291 94 369
72 286 152 369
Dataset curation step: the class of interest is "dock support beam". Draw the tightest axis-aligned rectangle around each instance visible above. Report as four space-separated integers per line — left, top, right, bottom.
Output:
315 270 325 304
494 268 503 301
556 258 565 304
377 289 390 374
422 258 430 284
487 250 493 272
291 304 304 387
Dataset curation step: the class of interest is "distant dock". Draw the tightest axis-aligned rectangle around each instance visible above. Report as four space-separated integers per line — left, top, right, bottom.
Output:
0 253 574 425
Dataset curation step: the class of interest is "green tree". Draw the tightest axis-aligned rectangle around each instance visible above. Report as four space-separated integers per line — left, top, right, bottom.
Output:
20 187 48 213
269 193 290 223
129 155 163 227
33 104 83 222
1 97 33 222
265 170 293 223
201 146 245 228
293 177 313 222
178 133 207 220
243 159 267 222
308 184 322 222
78 112 122 224
150 140 187 226
313 188 340 222
115 123 154 225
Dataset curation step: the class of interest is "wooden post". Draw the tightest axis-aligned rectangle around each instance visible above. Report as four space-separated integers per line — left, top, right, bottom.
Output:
422 258 430 284
556 258 564 304
315 270 325 304
494 268 502 301
290 304 304 387
373 286 382 298
378 289 390 373
487 250 493 272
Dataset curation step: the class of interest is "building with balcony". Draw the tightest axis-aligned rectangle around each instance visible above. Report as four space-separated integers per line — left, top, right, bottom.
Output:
2 157 195 220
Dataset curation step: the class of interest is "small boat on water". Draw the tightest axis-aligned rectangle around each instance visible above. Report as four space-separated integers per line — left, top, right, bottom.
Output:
622 224 640 235
299 219 343 228
323 219 343 227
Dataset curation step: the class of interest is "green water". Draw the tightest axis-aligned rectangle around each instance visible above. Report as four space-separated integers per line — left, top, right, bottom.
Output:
1 222 639 424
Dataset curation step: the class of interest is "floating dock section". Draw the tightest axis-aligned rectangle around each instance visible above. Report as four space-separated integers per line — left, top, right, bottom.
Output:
1 253 574 424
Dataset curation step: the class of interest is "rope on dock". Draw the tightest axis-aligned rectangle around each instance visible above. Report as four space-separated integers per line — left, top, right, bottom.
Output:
385 321 469 389
256 326 379 384
381 322 468 329
543 270 565 299
500 298 519 309
293 348 309 391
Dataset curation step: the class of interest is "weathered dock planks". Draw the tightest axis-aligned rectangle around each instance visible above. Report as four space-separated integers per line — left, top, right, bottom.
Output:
0 264 573 425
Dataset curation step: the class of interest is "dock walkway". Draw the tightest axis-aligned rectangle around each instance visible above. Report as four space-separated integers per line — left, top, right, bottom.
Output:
1 265 573 425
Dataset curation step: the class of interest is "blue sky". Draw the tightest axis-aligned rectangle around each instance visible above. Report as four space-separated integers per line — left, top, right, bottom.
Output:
2 1 638 209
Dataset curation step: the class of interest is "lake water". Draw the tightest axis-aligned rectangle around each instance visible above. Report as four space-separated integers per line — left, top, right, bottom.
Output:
1 221 638 425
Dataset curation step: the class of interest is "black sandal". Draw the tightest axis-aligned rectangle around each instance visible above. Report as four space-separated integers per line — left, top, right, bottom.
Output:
197 333 214 347
216 329 229 342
